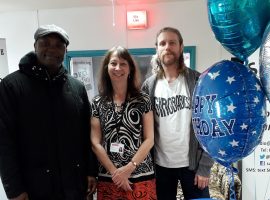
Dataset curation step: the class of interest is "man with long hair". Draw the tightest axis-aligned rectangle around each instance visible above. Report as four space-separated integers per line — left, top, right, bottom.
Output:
142 27 213 200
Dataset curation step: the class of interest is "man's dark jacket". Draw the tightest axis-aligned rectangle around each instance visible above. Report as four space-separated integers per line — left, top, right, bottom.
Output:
0 52 97 200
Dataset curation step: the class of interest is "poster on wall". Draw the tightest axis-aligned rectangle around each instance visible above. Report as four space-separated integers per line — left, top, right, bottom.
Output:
184 52 191 68
70 57 95 101
0 38 9 78
242 49 270 200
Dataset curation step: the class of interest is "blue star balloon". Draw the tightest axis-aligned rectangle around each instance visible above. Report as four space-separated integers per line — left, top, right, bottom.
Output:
207 0 270 62
192 60 267 167
260 21 270 101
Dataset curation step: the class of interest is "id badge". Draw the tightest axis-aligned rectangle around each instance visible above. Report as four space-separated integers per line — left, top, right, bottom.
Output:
110 143 124 153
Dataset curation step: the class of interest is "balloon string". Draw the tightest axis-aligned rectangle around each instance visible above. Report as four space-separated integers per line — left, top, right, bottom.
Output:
244 58 249 67
226 165 236 200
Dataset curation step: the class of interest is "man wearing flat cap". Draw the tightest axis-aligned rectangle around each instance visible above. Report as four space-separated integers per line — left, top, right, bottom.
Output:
0 24 97 200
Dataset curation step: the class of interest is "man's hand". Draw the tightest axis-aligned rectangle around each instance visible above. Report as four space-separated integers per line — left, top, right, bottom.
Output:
87 176 97 194
10 192 29 200
194 174 209 190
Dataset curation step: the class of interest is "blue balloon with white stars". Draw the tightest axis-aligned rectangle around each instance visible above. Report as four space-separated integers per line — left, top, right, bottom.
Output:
192 60 267 167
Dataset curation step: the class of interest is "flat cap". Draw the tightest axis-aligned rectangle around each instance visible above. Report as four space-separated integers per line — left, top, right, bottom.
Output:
34 24 69 46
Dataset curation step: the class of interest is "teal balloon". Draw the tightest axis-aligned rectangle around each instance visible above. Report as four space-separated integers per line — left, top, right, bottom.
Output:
207 0 270 61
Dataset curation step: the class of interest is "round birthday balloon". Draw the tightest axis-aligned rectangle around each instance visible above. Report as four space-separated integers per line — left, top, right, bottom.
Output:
207 0 270 62
260 21 270 100
192 60 267 167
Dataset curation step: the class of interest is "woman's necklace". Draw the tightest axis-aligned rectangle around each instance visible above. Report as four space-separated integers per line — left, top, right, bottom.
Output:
114 103 123 112
113 92 127 113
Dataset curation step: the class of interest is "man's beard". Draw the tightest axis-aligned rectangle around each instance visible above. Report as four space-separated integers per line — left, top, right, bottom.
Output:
160 53 178 66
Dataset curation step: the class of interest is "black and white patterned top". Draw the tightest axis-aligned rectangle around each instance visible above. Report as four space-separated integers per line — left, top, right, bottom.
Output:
91 92 155 182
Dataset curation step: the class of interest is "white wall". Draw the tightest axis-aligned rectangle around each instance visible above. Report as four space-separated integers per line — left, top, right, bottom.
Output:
0 0 232 74
0 179 7 200
0 10 38 73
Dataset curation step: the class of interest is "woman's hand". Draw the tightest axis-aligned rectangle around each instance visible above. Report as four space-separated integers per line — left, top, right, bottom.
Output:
112 162 135 191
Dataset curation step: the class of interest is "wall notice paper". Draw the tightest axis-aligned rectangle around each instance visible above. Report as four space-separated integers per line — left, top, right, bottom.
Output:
184 52 190 68
0 38 9 78
70 57 95 100
242 49 270 200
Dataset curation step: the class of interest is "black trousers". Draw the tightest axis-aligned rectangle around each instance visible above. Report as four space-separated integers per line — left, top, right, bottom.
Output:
155 164 210 200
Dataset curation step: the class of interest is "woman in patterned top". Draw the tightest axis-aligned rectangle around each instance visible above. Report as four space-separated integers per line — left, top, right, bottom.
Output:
91 46 156 199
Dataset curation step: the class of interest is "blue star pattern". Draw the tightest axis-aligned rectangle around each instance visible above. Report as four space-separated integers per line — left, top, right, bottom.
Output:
192 60 267 167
